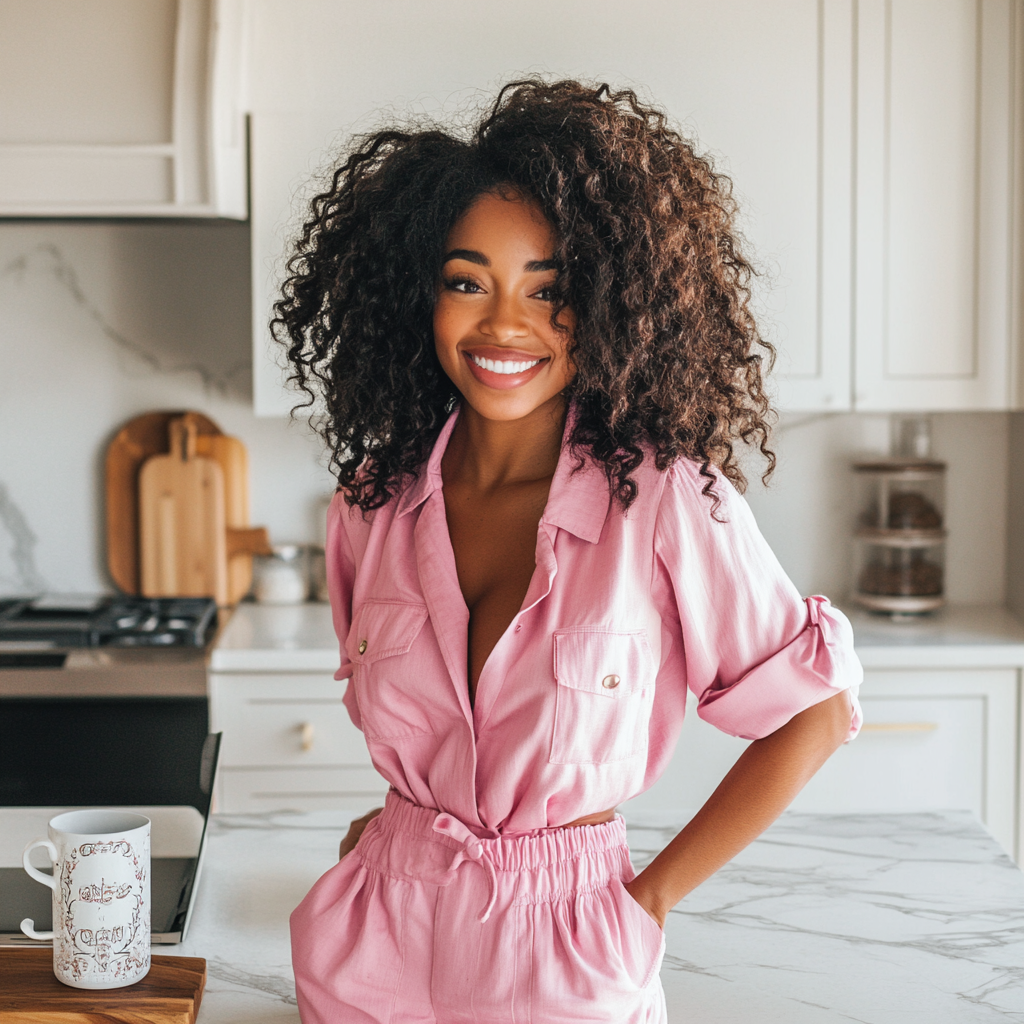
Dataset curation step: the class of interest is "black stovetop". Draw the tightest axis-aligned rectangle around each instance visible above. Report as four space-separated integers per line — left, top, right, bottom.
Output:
0 595 217 650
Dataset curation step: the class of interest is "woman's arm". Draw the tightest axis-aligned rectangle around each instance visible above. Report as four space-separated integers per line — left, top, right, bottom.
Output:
623 689 854 926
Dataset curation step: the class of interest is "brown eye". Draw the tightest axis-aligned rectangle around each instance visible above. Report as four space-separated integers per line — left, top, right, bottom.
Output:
445 276 482 294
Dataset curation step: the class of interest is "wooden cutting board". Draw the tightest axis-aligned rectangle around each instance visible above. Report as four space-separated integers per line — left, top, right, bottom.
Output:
106 412 222 597
0 949 206 1024
139 419 229 606
106 411 270 604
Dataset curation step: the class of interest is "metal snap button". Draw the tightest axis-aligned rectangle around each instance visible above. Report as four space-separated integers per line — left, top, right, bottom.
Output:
602 674 620 689
358 639 368 655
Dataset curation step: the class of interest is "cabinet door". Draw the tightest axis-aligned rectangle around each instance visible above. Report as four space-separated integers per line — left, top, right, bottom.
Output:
210 671 390 812
209 672 373 767
0 0 246 217
622 668 1020 859
854 0 1016 410
249 0 853 415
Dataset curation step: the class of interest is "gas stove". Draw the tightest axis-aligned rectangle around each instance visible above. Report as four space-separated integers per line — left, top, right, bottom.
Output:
0 595 217 652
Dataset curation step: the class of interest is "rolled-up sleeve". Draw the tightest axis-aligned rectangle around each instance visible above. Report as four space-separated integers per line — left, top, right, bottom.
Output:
655 461 862 742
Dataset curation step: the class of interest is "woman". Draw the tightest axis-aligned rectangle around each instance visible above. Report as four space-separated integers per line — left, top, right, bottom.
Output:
276 79 862 1024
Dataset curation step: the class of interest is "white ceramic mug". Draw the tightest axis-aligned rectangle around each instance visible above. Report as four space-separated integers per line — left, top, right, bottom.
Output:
21 809 151 989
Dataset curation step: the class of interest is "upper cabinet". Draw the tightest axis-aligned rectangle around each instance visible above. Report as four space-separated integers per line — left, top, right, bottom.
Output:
248 0 854 415
0 0 247 218
854 0 1020 411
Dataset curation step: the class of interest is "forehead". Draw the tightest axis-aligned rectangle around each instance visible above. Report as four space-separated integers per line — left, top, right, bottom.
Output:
446 192 556 256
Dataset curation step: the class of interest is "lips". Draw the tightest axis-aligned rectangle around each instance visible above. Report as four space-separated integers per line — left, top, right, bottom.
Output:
462 348 548 390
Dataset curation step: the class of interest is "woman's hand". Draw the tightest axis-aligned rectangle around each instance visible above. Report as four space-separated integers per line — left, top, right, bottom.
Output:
622 875 667 929
339 807 384 860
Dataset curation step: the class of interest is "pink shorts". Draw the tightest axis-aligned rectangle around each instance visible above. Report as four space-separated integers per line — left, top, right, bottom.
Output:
290 791 667 1023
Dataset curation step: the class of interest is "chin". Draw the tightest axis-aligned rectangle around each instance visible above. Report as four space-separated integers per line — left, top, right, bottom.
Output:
461 387 565 424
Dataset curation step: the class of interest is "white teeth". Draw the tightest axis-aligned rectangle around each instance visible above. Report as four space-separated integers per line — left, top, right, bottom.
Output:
470 354 541 375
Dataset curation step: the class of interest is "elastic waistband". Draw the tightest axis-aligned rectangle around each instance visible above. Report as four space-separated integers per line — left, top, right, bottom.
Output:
373 789 628 873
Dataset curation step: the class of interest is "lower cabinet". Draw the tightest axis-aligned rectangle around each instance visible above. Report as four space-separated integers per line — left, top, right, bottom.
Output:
208 672 388 813
211 665 1022 858
623 668 1021 861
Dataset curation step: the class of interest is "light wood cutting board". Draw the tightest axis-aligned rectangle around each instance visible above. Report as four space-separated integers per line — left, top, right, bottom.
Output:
0 949 206 1024
106 411 270 604
139 418 229 606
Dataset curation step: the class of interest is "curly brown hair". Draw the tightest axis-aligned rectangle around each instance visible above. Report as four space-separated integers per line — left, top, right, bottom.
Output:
273 78 775 512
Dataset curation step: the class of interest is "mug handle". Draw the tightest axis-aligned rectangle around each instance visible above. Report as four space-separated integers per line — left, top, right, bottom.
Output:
21 839 58 941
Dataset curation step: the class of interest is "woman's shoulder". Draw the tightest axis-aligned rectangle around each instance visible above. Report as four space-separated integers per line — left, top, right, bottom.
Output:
647 454 752 535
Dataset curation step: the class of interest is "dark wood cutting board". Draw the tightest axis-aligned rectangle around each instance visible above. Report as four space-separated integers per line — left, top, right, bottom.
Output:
0 949 206 1024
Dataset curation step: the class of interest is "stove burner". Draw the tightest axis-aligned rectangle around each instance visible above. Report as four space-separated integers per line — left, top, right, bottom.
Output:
0 596 217 649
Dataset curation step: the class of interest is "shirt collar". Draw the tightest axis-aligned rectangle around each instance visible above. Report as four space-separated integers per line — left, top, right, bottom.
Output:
395 404 610 544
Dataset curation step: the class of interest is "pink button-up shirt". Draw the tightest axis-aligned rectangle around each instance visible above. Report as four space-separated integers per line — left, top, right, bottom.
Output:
327 409 862 837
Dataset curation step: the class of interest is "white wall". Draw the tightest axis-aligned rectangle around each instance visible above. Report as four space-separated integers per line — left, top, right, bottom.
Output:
0 220 1007 606
0 220 332 596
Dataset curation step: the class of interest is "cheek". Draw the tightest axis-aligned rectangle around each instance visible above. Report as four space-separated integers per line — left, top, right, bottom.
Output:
432 304 458 365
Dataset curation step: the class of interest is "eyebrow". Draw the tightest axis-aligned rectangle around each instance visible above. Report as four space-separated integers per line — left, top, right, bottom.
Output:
443 249 558 273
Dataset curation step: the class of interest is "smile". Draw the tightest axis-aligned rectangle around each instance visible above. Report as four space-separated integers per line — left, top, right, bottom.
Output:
469 354 542 375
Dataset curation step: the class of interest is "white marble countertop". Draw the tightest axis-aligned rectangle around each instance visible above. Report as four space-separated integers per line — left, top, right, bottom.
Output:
211 602 1024 675
210 602 338 672
166 808 1024 1023
844 604 1024 668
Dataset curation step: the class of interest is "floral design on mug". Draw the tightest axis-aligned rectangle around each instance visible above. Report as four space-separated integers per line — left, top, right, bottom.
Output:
53 839 149 979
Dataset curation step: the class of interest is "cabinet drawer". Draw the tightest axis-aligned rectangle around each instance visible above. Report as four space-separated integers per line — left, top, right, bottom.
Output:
217 767 389 813
209 673 371 768
793 694 983 814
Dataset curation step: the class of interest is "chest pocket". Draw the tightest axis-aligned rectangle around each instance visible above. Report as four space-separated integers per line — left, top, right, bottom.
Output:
550 628 655 765
348 600 430 739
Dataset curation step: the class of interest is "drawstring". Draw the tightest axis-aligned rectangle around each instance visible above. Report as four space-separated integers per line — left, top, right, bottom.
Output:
432 812 498 923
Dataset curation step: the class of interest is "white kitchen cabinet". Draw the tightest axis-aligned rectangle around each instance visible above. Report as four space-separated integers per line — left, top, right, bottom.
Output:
853 0 1020 411
0 0 247 217
209 670 389 812
623 666 1021 860
248 0 854 415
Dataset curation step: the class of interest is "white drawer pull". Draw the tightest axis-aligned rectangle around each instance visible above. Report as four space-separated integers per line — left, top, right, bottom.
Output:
299 722 315 751
861 722 939 733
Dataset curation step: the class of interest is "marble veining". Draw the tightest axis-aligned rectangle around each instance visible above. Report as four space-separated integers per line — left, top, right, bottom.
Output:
0 480 45 594
168 809 1024 1023
2 242 247 395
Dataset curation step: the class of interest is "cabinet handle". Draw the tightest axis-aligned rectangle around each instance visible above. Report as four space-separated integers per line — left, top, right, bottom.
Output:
861 722 938 733
299 722 315 751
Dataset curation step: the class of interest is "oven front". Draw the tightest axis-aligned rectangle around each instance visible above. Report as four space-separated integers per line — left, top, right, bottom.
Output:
0 648 210 808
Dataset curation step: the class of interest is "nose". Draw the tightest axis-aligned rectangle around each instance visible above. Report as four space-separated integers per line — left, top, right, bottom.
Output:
479 291 529 342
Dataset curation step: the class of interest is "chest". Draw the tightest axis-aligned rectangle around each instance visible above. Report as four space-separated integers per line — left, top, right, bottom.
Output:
442 479 551 698
443 480 548 611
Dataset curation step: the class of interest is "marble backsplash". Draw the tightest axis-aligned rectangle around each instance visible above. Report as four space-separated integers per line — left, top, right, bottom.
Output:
0 221 333 596
0 219 1011 603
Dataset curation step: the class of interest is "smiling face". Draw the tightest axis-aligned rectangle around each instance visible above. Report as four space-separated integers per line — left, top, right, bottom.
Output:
433 191 575 424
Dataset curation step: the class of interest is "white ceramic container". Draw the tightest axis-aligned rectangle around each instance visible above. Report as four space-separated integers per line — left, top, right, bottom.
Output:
21 809 151 989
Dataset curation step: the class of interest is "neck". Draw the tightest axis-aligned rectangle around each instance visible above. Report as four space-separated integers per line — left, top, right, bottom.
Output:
443 395 567 491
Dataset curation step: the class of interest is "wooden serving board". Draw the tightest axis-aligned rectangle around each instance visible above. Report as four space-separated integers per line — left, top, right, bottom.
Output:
0 949 206 1024
139 420 229 606
105 412 223 598
105 411 269 605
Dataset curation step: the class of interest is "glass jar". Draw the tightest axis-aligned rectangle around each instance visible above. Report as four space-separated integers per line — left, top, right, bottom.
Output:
852 459 947 616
